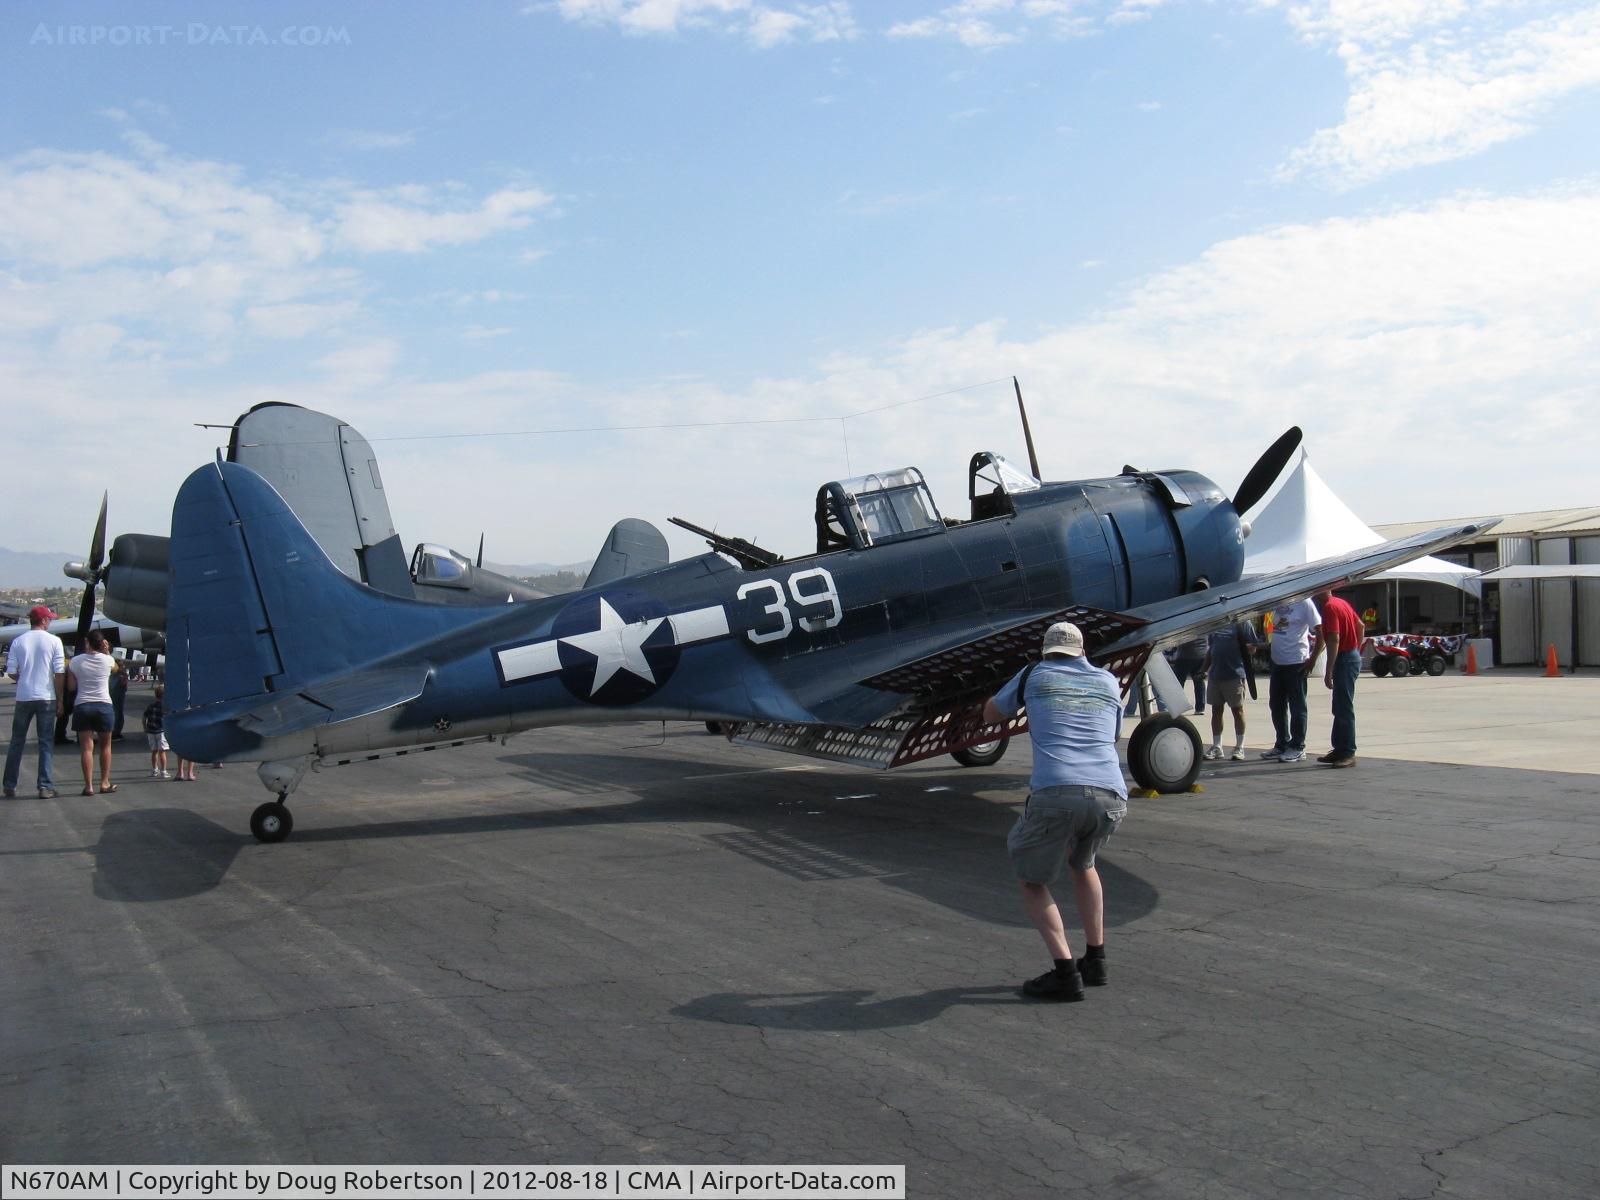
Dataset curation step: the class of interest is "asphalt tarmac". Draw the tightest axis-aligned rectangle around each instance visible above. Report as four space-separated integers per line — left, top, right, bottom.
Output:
2 684 1597 1198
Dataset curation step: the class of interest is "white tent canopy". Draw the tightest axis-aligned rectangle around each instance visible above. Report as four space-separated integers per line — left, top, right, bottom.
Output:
1242 449 1480 596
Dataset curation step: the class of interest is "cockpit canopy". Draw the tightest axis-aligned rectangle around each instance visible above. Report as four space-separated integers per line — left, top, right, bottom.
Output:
410 543 473 588
815 467 943 553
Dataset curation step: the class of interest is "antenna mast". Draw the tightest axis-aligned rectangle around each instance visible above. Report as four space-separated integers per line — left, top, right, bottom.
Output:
1014 376 1041 480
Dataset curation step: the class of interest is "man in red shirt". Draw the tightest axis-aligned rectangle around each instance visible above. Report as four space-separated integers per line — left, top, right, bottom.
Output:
1313 589 1366 767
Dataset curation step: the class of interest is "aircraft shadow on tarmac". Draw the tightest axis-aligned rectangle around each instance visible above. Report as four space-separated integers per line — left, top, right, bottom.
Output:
93 807 246 902
88 749 1159 931
673 985 1028 1032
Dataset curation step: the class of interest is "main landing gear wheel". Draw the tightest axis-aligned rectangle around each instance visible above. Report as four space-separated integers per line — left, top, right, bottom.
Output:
250 800 293 844
952 737 1009 768
1127 714 1202 794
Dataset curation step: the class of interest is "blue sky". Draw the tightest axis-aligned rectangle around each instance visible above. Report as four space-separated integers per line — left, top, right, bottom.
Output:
3 1 1598 563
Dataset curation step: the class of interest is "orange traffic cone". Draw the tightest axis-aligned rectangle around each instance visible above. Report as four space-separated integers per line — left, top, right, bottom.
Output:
1545 644 1560 677
1464 643 1478 676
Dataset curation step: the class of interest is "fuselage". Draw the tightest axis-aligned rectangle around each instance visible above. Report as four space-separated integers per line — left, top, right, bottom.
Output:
169 468 1244 766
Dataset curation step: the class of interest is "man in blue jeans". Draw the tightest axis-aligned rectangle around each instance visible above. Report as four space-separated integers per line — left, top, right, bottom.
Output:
4 606 66 799
1313 588 1365 767
1261 596 1320 764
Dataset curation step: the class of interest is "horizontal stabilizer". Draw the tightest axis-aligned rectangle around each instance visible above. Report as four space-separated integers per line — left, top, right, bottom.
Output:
235 663 432 739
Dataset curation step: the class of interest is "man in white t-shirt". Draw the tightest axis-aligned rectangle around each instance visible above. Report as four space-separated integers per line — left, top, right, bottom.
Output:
4 606 66 799
1260 596 1321 764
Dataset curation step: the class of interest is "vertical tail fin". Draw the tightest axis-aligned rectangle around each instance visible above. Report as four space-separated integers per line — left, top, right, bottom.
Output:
166 460 466 713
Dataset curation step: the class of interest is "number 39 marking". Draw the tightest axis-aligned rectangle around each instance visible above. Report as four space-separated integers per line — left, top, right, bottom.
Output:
737 567 843 644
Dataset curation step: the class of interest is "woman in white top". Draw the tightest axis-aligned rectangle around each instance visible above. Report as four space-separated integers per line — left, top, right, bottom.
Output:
69 630 120 795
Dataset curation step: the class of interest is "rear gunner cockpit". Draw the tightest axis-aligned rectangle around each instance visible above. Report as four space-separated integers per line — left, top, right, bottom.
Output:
968 451 1040 520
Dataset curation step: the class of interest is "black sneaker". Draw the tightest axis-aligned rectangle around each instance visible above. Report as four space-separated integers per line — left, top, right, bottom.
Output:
1022 965 1085 1002
1316 751 1339 764
1326 754 1357 768
1079 957 1107 987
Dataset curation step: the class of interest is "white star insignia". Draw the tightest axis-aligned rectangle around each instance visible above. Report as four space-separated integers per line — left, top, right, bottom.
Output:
494 600 730 692
557 597 665 696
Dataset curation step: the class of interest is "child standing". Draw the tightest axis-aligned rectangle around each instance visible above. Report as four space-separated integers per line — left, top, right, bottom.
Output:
143 684 170 779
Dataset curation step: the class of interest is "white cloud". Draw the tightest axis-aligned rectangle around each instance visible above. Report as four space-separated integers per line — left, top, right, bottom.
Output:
245 302 361 339
335 186 554 253
325 129 418 151
546 0 856 45
1278 1 1600 186
886 0 1120 45
92 189 1600 557
0 147 324 271
0 137 557 371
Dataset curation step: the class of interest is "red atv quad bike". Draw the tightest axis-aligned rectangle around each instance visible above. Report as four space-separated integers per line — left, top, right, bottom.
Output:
1370 638 1452 677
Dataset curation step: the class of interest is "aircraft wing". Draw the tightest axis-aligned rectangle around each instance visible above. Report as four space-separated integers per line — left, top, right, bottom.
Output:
727 519 1494 770
1095 519 1497 660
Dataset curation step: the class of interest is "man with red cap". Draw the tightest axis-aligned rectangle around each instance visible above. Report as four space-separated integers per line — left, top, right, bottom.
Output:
4 606 66 799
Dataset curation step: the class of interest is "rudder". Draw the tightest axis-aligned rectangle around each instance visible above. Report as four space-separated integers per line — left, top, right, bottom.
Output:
166 460 463 714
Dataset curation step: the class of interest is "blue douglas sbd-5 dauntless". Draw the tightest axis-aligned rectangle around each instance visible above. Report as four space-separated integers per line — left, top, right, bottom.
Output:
164 426 1490 841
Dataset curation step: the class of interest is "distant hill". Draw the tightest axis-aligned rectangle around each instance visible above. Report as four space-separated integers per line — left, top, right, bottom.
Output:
0 547 75 590
482 559 592 579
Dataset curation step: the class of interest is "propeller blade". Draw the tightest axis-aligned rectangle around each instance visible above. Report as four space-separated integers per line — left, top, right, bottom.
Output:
1233 427 1303 515
88 491 108 572
476 532 484 569
75 581 96 644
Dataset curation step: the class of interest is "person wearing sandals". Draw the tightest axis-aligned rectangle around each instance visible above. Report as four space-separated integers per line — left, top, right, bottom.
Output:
68 631 119 795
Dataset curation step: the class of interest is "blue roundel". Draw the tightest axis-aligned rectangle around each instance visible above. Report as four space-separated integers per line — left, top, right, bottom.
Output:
550 589 682 706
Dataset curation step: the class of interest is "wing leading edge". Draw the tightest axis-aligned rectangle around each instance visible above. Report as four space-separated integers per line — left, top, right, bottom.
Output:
1096 519 1498 660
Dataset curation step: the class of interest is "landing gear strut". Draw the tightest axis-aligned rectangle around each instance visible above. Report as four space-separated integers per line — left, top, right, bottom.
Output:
251 757 313 843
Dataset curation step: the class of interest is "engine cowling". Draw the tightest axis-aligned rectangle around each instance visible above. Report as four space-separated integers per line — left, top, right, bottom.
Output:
102 533 171 632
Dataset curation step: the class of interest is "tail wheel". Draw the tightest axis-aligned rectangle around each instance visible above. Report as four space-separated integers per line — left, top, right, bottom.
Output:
1127 714 1202 794
952 737 1009 768
250 801 293 844
704 721 723 734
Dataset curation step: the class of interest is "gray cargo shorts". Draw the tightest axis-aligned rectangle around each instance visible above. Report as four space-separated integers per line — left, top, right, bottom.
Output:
1008 784 1127 884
